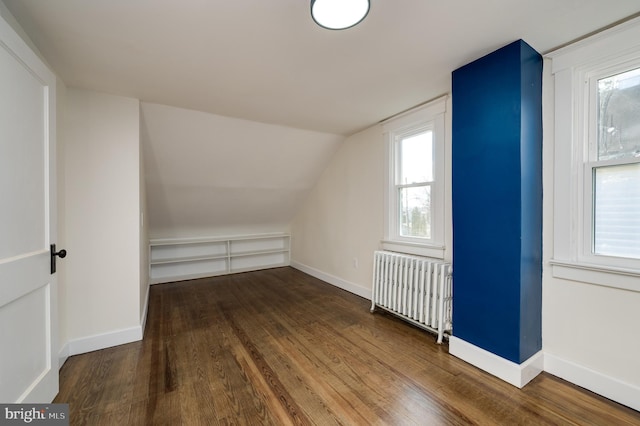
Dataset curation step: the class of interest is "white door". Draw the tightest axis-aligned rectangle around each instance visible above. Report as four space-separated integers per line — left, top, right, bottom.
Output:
0 14 59 402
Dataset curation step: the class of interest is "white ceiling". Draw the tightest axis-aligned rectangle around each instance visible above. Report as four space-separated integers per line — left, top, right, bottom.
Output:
4 0 640 136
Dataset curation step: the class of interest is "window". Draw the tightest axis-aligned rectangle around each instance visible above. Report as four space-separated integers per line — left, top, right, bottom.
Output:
549 18 640 288
382 96 447 258
589 67 640 259
397 128 433 239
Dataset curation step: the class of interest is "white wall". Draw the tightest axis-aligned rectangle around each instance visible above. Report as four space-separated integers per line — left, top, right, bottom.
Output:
140 102 345 239
290 97 454 298
55 78 68 351
139 108 149 331
290 125 386 297
64 88 143 352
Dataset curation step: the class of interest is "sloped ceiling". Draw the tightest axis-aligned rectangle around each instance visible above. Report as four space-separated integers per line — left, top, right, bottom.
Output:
140 103 344 238
3 0 640 238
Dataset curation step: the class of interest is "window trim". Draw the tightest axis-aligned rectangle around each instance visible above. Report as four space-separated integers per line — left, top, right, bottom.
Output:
548 16 640 286
382 96 447 258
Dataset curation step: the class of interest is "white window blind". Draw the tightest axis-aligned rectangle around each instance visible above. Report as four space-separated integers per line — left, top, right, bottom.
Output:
593 163 640 258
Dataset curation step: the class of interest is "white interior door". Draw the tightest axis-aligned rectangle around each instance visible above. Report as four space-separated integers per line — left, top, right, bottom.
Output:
0 14 59 402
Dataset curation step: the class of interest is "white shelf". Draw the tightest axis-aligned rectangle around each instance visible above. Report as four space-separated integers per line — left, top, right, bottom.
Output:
150 254 229 265
149 270 228 285
149 233 290 284
231 248 289 258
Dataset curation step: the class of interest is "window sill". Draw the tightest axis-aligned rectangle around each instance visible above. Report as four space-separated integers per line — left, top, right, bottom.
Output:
381 240 445 259
549 260 640 293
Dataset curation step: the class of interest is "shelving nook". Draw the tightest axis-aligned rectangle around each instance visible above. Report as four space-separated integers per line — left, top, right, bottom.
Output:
149 233 290 284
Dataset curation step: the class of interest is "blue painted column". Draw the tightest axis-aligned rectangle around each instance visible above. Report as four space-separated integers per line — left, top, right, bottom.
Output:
451 40 542 365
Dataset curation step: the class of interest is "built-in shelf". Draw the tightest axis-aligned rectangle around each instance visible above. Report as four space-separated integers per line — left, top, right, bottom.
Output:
149 233 290 284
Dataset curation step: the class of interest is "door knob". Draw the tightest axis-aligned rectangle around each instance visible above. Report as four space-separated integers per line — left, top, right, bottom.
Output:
50 244 67 274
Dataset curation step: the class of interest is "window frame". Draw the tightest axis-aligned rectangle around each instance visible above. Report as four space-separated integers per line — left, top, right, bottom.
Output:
382 96 446 258
582 60 640 269
548 17 640 289
584 63 640 265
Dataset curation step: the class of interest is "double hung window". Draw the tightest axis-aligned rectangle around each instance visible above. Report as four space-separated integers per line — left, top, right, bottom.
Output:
382 96 447 258
588 66 640 260
396 127 433 239
550 19 640 287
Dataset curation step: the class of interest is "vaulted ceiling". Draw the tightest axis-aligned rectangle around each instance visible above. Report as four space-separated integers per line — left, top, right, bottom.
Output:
4 0 640 135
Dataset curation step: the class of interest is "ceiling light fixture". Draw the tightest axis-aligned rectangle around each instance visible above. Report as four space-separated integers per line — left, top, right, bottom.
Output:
311 0 370 30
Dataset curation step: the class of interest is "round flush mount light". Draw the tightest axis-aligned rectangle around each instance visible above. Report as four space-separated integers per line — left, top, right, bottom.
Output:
311 0 370 30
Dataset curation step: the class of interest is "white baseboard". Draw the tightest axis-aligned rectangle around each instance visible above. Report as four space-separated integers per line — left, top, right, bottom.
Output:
58 343 70 370
545 352 640 412
449 336 543 388
290 260 371 300
58 283 150 361
140 282 150 338
65 325 143 357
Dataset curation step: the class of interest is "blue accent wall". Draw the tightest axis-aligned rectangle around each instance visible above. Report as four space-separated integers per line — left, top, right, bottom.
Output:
452 40 542 364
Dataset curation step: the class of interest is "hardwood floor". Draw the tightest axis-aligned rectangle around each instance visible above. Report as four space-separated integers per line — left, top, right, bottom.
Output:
55 267 640 425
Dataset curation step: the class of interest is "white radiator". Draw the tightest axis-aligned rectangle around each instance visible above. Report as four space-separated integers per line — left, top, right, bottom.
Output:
370 250 452 343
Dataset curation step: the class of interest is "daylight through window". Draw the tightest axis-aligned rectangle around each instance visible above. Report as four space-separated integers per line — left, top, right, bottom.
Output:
398 130 433 239
591 66 640 259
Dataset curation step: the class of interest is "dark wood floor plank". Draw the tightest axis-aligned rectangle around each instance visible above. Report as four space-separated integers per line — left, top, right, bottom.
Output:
54 267 640 425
